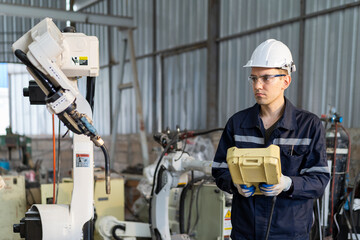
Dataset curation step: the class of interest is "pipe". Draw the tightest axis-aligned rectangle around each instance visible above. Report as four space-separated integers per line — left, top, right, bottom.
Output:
101 145 111 194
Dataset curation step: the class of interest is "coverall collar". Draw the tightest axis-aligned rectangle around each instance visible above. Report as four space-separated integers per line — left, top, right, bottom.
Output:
241 97 297 131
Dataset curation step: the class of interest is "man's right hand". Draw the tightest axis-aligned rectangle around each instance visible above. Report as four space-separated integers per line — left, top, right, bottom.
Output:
235 184 255 197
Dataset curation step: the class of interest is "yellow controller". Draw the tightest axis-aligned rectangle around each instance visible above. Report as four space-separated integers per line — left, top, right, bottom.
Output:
226 145 281 195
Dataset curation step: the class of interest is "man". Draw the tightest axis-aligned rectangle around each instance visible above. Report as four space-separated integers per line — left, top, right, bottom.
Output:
212 39 330 240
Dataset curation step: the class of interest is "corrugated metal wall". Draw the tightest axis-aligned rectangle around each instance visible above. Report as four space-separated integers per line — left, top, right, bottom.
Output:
74 0 208 134
302 1 360 127
218 0 360 128
0 0 67 63
3 0 360 136
218 0 301 124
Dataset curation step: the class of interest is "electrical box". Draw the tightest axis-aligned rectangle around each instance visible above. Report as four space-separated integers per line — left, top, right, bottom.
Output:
226 145 281 194
0 175 26 240
41 178 124 221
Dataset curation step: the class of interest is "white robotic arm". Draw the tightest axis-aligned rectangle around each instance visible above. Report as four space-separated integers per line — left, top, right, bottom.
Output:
12 17 104 147
150 130 213 240
12 18 110 240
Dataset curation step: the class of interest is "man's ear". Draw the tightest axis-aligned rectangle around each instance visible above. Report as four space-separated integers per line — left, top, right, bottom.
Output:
282 75 291 90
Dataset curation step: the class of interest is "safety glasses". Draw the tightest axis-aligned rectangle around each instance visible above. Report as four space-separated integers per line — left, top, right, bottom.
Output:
248 74 286 85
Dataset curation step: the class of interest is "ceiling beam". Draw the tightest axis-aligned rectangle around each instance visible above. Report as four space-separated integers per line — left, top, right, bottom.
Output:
0 3 135 29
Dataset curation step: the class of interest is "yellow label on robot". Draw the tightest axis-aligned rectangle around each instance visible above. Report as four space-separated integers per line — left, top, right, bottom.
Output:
226 145 281 195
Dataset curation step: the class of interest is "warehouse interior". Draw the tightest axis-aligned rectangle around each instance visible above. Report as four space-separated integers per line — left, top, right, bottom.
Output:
1 0 360 239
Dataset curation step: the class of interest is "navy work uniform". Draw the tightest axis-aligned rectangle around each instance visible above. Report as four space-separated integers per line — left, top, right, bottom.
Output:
212 98 330 240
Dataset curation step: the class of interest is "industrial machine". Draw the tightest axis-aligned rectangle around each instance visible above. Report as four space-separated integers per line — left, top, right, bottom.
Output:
310 110 352 240
0 175 27 240
11 18 110 240
149 130 213 240
96 128 225 240
324 111 352 239
0 127 31 166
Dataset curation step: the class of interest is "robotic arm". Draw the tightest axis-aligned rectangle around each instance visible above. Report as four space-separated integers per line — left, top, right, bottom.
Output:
12 18 105 145
12 18 110 240
150 128 213 240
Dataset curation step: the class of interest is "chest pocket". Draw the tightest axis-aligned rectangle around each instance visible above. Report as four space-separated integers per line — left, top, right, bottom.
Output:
280 145 309 176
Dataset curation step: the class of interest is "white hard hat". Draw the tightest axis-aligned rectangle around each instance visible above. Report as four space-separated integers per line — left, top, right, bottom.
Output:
243 39 296 75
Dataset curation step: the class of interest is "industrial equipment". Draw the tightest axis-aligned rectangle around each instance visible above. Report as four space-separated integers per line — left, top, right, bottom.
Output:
40 178 125 221
149 128 219 239
11 18 110 240
317 110 352 239
0 175 27 240
179 182 232 240
96 128 226 240
0 127 31 166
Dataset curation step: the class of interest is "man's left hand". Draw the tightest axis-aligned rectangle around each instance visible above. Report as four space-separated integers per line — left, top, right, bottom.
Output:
259 174 292 196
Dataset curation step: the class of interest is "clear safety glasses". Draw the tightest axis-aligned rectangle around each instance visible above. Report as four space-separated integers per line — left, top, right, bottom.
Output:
248 74 286 85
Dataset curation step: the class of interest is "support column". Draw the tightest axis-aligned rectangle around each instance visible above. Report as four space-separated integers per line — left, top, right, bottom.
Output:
206 0 220 129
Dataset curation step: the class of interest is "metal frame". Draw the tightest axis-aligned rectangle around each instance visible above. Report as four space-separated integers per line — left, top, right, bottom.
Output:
0 2 135 29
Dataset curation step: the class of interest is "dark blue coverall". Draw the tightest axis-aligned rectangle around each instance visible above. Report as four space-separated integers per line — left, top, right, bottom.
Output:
212 98 330 240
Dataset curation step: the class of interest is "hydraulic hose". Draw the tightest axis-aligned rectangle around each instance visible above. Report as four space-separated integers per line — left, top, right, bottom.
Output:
111 224 126 240
265 196 277 240
14 49 57 95
100 145 111 194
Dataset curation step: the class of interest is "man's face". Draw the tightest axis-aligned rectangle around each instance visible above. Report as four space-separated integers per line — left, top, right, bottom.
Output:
249 67 291 106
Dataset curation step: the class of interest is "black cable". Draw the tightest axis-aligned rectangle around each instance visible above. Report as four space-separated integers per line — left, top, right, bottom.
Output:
100 145 111 194
174 139 188 161
150 140 175 197
14 49 57 95
148 140 174 226
342 209 353 240
186 171 195 233
333 196 346 239
179 176 210 234
265 196 277 240
55 119 61 204
86 77 96 112
179 180 191 233
149 128 222 228
333 193 353 239
111 225 126 240
191 128 224 137
189 179 206 235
